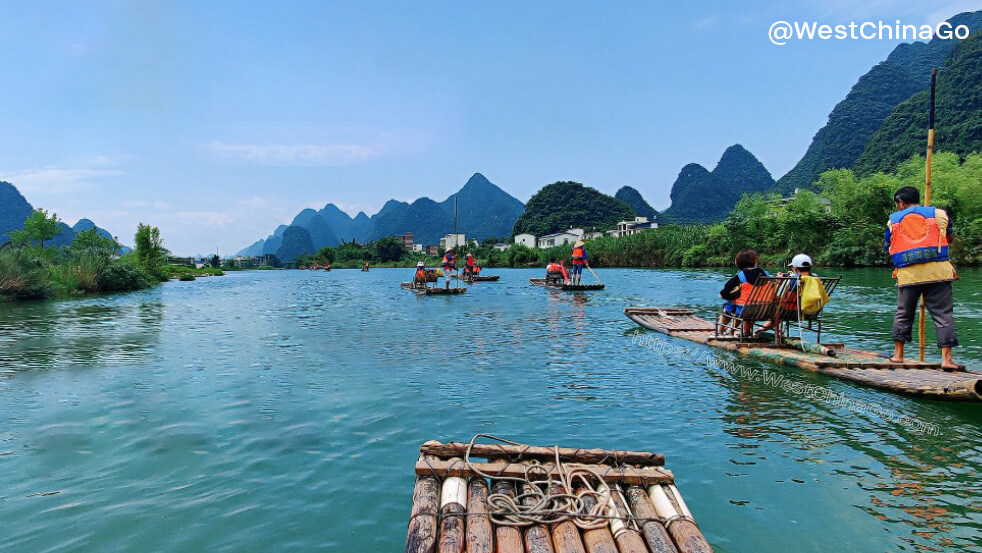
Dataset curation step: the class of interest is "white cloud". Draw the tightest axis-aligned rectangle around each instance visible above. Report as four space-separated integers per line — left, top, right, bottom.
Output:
202 140 379 166
0 167 122 195
692 16 719 30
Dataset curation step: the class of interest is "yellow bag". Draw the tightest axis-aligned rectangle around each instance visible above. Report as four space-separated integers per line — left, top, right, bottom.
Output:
799 275 829 315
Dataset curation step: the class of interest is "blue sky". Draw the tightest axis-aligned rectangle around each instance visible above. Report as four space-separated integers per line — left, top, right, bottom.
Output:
0 1 976 255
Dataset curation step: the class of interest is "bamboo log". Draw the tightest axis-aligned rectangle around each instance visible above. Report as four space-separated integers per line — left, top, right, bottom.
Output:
492 481 525 553
407 454 441 553
624 486 679 553
415 459 673 485
647 485 713 553
439 466 468 553
576 488 618 553
522 483 557 553
467 479 494 553
602 484 649 553
547 483 586 553
421 441 664 467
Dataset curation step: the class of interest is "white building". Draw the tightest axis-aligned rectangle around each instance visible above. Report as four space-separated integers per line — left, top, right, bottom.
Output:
536 228 584 249
606 216 657 238
493 243 509 251
583 231 605 240
514 233 537 248
412 244 423 253
439 233 466 250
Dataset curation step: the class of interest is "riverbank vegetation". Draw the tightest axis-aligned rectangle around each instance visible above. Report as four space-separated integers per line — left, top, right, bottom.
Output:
475 153 981 269
0 211 173 300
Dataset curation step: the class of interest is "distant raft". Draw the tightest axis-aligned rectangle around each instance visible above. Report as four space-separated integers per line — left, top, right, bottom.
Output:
624 307 981 401
406 436 715 553
529 278 605 291
401 282 468 295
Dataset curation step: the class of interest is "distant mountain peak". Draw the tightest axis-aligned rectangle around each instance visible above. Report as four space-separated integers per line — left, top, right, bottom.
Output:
662 146 774 224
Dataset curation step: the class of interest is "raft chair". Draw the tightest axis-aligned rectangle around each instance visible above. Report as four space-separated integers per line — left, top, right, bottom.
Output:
715 276 791 343
777 275 841 343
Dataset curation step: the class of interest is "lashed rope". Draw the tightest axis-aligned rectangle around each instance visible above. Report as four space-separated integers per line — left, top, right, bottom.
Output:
458 434 630 530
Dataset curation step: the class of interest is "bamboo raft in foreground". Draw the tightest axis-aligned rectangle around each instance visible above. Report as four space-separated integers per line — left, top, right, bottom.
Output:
529 278 605 291
624 307 981 401
407 438 714 553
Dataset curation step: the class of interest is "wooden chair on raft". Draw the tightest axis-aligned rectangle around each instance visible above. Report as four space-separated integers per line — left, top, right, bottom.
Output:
715 275 841 344
777 275 841 343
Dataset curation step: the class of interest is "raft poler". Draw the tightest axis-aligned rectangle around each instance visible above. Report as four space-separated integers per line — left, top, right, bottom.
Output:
413 261 427 285
570 240 588 285
441 248 456 288
545 258 569 285
886 186 959 369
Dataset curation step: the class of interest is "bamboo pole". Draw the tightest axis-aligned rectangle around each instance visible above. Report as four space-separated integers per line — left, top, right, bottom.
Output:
491 481 525 553
420 441 665 467
467 479 494 553
521 483 557 553
919 67 937 362
623 486 679 553
407 454 441 553
415 459 673 486
546 483 586 553
598 483 648 553
576 489 619 553
439 460 468 553
647 485 713 553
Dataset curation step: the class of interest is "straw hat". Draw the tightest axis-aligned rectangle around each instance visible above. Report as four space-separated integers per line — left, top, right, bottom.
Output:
466 253 473 257
573 240 585 247
446 247 453 253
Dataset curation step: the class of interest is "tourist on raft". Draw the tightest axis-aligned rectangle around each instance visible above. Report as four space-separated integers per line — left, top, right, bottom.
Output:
442 248 456 288
755 253 819 336
570 240 588 285
886 186 959 369
464 253 479 277
546 258 569 285
718 248 768 336
413 261 427 285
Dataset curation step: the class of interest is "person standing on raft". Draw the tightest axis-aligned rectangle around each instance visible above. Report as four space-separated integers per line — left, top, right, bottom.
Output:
442 248 456 289
886 186 959 369
570 240 588 285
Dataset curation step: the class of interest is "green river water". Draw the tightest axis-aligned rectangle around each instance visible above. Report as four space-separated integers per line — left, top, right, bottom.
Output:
0 267 979 552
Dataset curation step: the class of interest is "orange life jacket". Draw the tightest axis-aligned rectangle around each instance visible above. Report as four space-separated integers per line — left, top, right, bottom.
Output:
888 206 949 268
732 269 773 306
571 247 585 264
414 269 426 281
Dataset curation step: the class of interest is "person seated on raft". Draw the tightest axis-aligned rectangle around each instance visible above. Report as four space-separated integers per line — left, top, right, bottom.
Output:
546 258 569 285
754 253 817 336
463 253 479 276
413 261 428 285
718 248 769 336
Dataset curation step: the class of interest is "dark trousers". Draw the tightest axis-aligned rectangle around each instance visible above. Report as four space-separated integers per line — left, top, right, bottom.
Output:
893 281 958 347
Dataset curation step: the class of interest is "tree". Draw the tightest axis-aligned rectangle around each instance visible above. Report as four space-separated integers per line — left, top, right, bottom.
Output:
135 223 166 278
9 208 60 249
314 246 335 265
372 235 406 262
209 254 221 268
70 228 118 258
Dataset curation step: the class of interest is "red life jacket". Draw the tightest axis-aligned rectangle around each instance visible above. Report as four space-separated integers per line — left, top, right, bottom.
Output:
466 257 475 267
547 263 562 273
888 206 949 268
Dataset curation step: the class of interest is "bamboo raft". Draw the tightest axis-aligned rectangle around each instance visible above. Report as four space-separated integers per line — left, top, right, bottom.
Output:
529 278 605 291
624 307 982 401
407 438 714 553
457 275 501 282
401 282 468 295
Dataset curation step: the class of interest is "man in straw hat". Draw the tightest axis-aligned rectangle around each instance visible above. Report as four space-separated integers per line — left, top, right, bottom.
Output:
570 240 588 285
441 248 456 289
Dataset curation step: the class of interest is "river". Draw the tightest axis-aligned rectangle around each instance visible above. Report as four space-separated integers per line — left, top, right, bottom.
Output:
0 268 979 552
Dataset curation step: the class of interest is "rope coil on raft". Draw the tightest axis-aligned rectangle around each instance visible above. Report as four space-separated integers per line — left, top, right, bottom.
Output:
416 434 673 530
